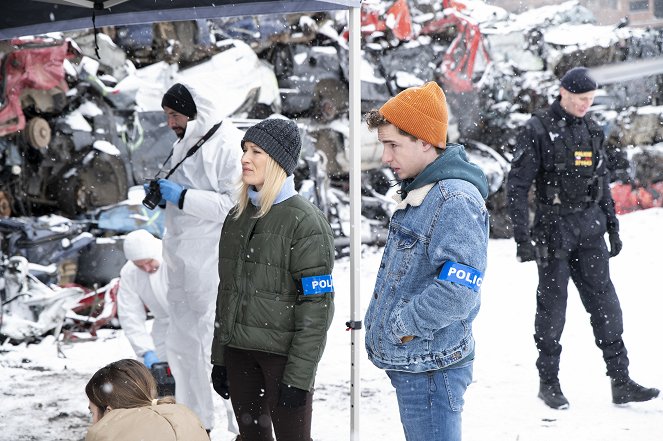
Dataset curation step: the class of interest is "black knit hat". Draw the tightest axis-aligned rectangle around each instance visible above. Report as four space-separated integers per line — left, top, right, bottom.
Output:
560 67 598 94
242 118 301 176
161 83 197 118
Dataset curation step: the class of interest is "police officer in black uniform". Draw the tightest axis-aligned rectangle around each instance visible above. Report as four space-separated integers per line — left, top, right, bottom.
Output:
507 67 659 409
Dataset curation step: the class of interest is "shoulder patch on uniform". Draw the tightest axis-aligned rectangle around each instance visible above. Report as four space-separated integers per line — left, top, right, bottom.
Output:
301 275 334 295
437 261 483 292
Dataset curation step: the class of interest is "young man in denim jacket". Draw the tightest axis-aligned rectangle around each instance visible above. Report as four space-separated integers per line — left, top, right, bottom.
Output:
364 81 489 441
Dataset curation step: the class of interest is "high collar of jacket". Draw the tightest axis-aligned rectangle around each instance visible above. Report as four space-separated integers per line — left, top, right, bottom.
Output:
399 143 489 200
178 81 223 144
393 183 436 211
248 175 297 207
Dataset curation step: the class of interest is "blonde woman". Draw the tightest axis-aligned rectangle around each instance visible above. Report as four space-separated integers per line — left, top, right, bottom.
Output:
85 359 208 441
211 117 335 441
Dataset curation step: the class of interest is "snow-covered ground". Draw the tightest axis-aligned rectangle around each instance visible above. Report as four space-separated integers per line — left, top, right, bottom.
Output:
1 208 662 441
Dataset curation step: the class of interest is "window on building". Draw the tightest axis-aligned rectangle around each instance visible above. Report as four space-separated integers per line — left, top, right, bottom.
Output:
630 0 650 11
602 0 618 8
655 0 663 17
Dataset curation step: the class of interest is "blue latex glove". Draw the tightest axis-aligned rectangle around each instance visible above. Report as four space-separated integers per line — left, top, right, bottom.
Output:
143 350 159 369
158 179 184 205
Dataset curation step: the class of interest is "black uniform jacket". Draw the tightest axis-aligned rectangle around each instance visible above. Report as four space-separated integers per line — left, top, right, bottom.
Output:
507 99 619 244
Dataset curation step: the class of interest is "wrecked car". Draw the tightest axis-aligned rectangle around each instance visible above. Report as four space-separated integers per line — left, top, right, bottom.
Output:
0 35 283 218
0 254 85 344
0 36 128 217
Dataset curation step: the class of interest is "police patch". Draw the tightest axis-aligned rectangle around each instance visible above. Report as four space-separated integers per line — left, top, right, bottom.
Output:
301 275 334 295
437 261 483 292
574 150 592 167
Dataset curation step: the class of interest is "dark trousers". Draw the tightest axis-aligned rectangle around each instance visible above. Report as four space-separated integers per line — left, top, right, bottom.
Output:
225 347 313 441
534 233 629 383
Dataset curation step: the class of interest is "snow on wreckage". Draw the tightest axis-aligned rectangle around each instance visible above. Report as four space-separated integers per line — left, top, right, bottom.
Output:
2 1 663 337
0 4 366 440
0 2 363 337
3 1 663 222
1 2 663 440
3 0 663 435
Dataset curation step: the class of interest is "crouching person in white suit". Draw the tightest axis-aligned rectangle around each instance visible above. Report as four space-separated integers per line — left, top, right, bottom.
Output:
118 229 240 439
117 229 169 368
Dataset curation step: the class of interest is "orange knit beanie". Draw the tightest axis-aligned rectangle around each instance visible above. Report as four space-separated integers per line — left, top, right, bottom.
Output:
379 81 448 148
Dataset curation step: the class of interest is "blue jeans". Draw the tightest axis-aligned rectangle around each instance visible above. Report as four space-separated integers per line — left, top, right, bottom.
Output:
386 359 473 441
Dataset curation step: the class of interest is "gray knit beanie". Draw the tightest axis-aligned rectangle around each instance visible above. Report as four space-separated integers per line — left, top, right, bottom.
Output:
241 118 301 175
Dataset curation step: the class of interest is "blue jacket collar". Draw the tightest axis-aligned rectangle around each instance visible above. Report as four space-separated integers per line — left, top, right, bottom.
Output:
248 175 297 207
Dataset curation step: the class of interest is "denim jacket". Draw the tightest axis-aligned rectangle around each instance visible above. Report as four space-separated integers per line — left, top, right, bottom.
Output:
364 178 489 372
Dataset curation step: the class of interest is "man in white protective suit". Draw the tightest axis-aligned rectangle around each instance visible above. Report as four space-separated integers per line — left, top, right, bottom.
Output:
117 229 169 368
152 82 243 434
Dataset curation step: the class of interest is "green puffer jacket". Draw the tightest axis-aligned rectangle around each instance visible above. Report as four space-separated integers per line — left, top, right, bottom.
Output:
211 194 335 391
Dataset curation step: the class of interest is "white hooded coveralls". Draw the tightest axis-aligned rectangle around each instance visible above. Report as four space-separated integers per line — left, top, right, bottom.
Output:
162 82 243 430
117 256 169 360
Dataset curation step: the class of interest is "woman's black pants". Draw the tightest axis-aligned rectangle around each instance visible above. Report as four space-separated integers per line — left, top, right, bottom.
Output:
225 347 313 441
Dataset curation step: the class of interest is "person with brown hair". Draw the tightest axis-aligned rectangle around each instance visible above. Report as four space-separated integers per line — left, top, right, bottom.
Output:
363 81 489 441
85 358 209 441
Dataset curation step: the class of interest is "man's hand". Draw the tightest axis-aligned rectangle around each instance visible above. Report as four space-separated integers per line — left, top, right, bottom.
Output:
211 365 230 399
516 240 537 262
277 383 308 408
608 232 623 258
158 179 185 205
143 350 159 369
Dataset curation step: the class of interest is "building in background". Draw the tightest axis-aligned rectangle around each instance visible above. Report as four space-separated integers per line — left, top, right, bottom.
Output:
487 0 663 28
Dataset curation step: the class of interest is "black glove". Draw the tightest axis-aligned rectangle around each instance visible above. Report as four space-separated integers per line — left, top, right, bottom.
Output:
608 232 623 258
277 383 308 408
516 240 537 262
211 365 230 399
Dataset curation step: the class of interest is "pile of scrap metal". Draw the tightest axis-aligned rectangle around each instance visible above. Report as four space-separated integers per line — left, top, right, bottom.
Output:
0 36 128 218
4 0 663 246
203 0 515 238
0 214 125 346
458 1 663 221
609 145 663 214
0 33 282 219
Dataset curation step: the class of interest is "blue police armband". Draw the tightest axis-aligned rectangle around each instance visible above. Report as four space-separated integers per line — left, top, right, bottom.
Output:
301 275 334 295
437 261 483 292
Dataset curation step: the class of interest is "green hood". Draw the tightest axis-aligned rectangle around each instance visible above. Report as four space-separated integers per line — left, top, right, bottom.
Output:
400 143 489 200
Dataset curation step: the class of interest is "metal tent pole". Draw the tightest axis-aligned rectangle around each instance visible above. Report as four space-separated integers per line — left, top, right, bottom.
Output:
348 5 362 441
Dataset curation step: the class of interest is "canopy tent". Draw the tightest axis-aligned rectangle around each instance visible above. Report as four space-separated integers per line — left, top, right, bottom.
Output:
1 1 364 440
0 0 358 39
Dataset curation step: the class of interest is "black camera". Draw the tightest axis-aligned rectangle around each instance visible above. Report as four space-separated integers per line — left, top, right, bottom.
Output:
151 362 176 397
142 179 162 210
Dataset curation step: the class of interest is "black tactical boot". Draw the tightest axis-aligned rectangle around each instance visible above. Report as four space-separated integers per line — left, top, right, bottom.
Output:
611 378 660 404
538 380 570 409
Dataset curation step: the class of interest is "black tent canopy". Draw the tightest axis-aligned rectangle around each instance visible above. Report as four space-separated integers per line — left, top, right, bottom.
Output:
0 0 358 40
